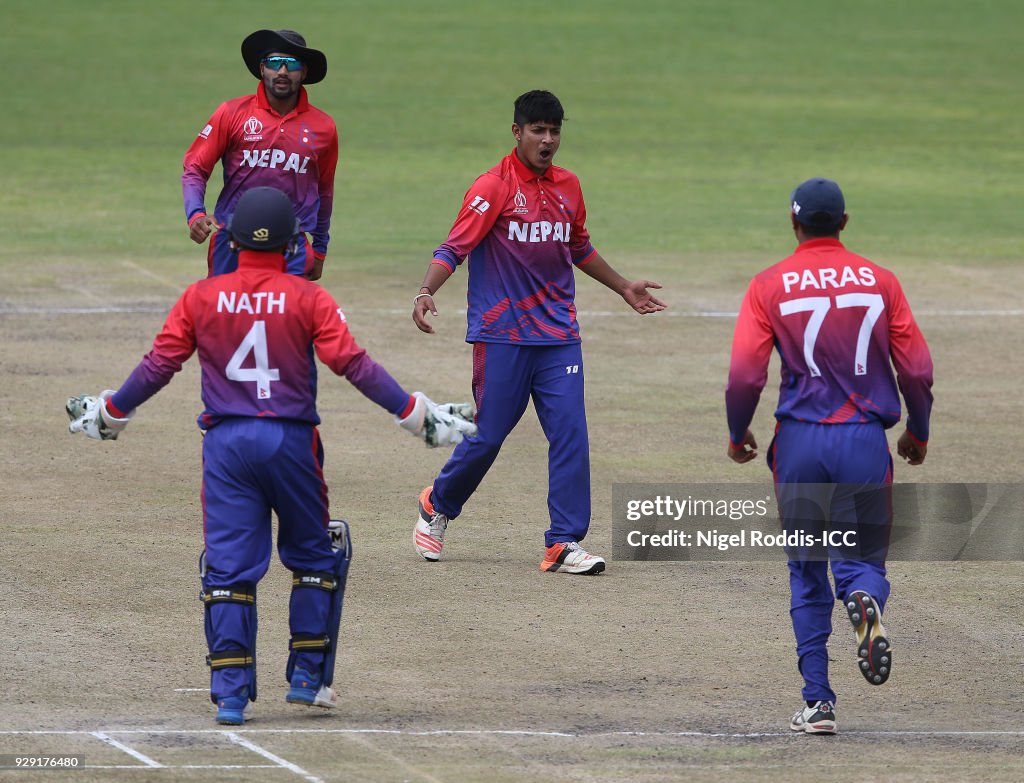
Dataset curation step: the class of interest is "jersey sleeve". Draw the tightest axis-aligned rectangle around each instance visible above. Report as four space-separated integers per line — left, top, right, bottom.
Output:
725 277 775 446
310 290 411 414
431 173 507 273
885 275 934 442
181 103 231 223
110 287 199 413
569 187 596 265
311 122 339 258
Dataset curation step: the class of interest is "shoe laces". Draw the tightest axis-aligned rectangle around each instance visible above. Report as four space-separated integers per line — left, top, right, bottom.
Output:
428 512 448 537
560 542 595 564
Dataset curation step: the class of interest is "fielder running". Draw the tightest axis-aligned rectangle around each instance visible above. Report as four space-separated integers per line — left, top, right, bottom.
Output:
411 90 666 574
183 29 337 280
725 178 933 734
66 188 475 725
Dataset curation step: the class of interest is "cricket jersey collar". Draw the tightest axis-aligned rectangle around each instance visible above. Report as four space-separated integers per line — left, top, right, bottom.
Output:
238 249 289 271
256 82 310 117
795 237 845 253
509 147 555 182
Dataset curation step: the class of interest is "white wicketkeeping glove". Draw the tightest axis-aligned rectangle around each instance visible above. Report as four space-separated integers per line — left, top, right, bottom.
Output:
396 391 477 448
66 390 134 441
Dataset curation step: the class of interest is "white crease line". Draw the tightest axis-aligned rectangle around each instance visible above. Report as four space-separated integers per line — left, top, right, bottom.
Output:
90 730 163 768
174 688 210 692
223 730 325 783
85 765 279 770
3 727 1024 738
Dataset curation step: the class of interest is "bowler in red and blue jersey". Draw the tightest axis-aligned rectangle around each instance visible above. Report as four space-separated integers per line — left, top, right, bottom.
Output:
726 178 934 734
411 90 667 575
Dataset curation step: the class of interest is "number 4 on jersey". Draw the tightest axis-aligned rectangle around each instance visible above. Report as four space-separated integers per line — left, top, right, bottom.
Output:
225 321 280 398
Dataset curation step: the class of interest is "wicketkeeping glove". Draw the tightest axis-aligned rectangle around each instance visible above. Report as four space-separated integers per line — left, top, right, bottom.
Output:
397 391 477 448
66 390 134 441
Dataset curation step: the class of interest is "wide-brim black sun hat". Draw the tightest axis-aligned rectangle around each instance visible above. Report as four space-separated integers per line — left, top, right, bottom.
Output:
241 29 327 85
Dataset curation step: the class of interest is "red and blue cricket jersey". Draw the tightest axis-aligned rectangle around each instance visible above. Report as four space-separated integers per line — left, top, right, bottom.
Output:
432 150 597 344
726 238 933 447
182 83 339 258
108 250 411 428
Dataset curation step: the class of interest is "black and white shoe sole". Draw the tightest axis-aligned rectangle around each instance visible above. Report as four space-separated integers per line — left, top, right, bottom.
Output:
846 590 892 685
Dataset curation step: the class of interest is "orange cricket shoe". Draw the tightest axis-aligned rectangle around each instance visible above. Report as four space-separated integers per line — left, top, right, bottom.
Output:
540 541 606 575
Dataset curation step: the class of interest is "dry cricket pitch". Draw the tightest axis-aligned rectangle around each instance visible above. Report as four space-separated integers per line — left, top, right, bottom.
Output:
1 256 1021 782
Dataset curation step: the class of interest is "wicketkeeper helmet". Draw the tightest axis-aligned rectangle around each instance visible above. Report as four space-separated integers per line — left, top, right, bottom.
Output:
227 187 301 251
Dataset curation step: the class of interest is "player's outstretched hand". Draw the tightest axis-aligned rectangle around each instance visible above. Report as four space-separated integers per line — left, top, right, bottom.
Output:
66 390 132 441
896 429 927 465
622 279 667 315
412 293 439 334
727 429 758 464
397 392 477 447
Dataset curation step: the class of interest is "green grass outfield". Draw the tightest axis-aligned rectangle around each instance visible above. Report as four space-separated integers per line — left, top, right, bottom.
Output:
2 0 1021 277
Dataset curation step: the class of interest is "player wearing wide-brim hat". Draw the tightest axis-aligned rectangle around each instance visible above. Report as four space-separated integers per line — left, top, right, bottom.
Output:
241 29 328 85
182 29 337 282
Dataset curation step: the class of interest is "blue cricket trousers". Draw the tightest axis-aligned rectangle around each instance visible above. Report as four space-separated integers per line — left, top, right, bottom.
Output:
207 228 314 277
768 421 893 704
432 342 591 547
202 418 336 700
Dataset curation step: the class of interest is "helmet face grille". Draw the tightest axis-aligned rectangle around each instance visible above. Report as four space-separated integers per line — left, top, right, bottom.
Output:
229 187 298 250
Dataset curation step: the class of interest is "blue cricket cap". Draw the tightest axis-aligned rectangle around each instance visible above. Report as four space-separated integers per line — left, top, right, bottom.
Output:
790 178 845 229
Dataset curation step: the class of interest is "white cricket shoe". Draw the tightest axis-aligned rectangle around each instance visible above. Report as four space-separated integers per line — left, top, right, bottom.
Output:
790 700 837 734
414 486 447 561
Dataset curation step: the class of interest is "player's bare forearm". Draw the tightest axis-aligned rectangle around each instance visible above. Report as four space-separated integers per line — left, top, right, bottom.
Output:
579 253 667 314
412 261 454 334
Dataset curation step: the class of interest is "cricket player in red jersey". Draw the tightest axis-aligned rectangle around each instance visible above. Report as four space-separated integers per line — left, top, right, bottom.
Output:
725 178 933 734
66 188 475 725
183 29 338 280
411 90 667 574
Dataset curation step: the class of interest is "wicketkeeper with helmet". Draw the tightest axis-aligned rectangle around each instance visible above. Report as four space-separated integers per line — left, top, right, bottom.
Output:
67 187 475 725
